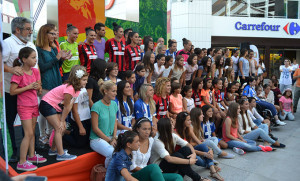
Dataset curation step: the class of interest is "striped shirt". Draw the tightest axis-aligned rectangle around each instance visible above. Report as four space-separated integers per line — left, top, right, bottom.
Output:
125 45 141 70
78 43 97 73
105 38 126 71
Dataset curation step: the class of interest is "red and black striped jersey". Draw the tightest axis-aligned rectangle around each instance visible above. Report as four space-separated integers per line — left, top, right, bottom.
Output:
192 90 202 107
78 43 97 73
105 38 126 71
125 45 141 71
153 94 170 120
214 89 222 103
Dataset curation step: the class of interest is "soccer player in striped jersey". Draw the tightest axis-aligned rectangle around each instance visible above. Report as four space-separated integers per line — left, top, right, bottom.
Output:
125 32 141 71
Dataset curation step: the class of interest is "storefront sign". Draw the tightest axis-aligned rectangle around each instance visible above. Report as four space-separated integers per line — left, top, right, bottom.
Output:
235 21 280 31
283 22 300 35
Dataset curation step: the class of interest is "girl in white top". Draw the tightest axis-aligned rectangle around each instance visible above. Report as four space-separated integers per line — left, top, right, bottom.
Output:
182 85 195 114
162 56 173 78
261 84 281 114
279 59 293 93
150 118 209 181
257 59 265 75
248 50 257 76
131 118 183 180
184 54 198 85
168 55 186 86
152 54 165 83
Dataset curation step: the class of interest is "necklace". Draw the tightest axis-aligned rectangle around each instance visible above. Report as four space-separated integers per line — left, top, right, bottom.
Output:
102 98 111 105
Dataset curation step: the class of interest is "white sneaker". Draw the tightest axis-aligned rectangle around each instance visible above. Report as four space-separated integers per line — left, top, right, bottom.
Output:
276 120 287 126
233 147 245 155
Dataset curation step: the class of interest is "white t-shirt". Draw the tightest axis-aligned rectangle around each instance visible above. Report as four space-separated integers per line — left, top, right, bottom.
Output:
162 66 172 77
152 63 165 83
71 88 91 121
150 133 188 165
184 97 195 112
130 137 154 171
292 64 299 71
3 34 39 93
279 65 293 85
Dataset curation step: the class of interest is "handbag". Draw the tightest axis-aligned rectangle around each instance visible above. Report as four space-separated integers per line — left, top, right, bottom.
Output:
90 164 106 181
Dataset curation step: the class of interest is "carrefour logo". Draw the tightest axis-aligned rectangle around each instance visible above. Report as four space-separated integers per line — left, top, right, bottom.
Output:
283 22 300 35
235 22 280 31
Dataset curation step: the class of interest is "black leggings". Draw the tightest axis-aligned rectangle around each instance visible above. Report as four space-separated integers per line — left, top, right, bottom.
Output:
159 146 201 181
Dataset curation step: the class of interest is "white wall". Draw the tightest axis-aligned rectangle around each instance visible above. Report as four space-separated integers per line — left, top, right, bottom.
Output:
105 0 139 22
171 0 212 50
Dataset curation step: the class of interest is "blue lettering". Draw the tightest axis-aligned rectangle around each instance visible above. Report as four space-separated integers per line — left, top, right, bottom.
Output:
276 25 280 31
256 25 261 30
235 22 242 30
265 25 270 31
242 24 247 30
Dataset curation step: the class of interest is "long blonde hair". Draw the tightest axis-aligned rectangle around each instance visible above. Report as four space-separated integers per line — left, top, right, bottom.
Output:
139 84 156 115
225 68 234 83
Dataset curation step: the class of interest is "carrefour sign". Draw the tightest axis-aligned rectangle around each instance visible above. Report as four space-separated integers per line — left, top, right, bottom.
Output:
235 21 300 35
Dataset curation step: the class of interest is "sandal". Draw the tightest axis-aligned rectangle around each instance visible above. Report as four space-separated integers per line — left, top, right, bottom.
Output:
210 171 224 181
214 165 221 172
200 176 211 181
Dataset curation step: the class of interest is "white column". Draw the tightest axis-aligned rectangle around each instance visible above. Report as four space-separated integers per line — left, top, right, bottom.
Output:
226 0 231 16
265 0 269 18
247 0 251 17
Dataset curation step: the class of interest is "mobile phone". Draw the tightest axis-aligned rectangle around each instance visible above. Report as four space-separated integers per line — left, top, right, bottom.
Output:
24 176 48 181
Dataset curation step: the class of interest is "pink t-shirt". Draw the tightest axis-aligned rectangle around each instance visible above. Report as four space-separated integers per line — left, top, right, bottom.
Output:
11 68 40 106
279 96 292 112
42 84 80 112
184 64 198 81
170 94 183 114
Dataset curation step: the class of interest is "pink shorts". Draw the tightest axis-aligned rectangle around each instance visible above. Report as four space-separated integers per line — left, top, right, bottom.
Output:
17 105 39 120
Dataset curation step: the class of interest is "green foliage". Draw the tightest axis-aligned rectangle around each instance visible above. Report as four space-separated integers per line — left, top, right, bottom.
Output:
105 0 167 44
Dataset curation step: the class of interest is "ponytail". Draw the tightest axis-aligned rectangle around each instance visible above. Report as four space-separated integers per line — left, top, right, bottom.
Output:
114 131 138 152
13 47 35 67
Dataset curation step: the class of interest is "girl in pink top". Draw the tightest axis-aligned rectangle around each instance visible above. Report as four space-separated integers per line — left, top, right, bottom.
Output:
223 103 271 155
279 88 294 120
39 65 88 161
10 47 45 171
176 38 191 63
169 82 183 117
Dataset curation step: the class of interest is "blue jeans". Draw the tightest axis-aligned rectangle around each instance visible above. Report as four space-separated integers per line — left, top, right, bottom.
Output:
203 137 222 155
253 119 262 126
243 125 275 144
279 110 295 120
194 144 214 168
227 139 262 152
256 100 277 116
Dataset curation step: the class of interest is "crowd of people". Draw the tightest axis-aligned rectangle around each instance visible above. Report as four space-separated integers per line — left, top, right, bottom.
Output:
2 16 298 181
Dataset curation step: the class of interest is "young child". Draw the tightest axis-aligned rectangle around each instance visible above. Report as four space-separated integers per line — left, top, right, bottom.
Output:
192 77 203 108
224 57 233 70
162 55 173 78
279 88 294 121
152 54 165 85
226 83 237 106
10 47 46 171
213 78 228 113
182 85 195 113
220 77 228 106
143 51 155 84
169 82 183 117
225 68 235 83
133 65 146 101
270 79 282 106
168 55 186 86
184 54 198 85
39 65 88 161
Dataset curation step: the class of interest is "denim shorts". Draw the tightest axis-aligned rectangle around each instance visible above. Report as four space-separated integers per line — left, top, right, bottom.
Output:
39 100 61 117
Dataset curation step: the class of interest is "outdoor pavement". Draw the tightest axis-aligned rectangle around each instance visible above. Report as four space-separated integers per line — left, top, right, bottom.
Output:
185 110 300 181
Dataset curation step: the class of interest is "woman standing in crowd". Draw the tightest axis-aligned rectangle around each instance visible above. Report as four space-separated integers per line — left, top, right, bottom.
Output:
60 24 80 82
184 54 198 85
78 27 97 73
130 118 183 181
192 77 204 108
212 55 224 79
104 62 121 84
165 39 177 60
39 65 87 161
143 51 155 84
238 99 285 148
163 56 173 78
11 47 46 171
134 84 156 125
141 36 154 59
279 59 293 93
105 22 126 79
238 49 250 85
232 48 240 78
152 54 166 85
116 80 135 134
151 118 210 181
248 50 257 76
175 112 224 181
125 31 141 71
168 55 186 86
176 38 191 63
36 24 70 145
86 59 107 107
153 77 171 120
197 56 213 78
90 80 118 168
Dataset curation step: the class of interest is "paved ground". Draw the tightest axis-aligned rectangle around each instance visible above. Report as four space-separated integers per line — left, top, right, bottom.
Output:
185 112 300 181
